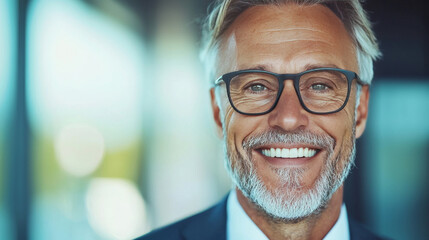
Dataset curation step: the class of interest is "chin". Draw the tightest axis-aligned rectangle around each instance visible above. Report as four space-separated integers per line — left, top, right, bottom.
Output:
225 127 357 221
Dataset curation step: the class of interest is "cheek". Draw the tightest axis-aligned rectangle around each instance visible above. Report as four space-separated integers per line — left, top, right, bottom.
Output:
315 105 355 153
328 113 356 177
222 105 267 155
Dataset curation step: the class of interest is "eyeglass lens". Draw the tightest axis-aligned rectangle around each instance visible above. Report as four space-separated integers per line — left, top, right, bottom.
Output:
228 70 349 114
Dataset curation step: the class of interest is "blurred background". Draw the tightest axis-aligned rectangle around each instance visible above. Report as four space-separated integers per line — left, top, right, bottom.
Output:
0 0 428 239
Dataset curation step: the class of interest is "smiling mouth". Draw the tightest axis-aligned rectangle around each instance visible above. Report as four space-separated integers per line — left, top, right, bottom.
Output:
260 147 318 158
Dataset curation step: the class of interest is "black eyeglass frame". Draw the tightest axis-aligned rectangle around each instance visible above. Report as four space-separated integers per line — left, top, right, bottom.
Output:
214 67 364 115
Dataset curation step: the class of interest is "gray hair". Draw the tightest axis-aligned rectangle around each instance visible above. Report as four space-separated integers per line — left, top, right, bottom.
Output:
200 0 381 85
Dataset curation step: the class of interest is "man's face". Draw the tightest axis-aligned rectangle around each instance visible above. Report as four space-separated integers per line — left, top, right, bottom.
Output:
211 4 370 220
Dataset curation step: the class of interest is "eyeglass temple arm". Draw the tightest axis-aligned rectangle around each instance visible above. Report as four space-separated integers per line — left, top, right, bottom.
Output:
355 74 367 86
213 76 224 87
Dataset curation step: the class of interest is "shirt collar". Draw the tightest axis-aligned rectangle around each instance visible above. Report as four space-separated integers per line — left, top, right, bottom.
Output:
324 203 350 240
227 189 268 240
226 190 350 240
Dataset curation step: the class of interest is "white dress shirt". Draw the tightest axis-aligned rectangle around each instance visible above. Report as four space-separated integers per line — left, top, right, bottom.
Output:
227 190 350 240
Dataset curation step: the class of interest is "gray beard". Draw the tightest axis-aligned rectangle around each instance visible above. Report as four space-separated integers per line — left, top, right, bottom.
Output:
223 128 356 222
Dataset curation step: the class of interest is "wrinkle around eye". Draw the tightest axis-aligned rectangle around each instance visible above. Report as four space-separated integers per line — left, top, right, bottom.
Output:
303 95 346 110
232 96 274 111
223 105 236 129
234 96 272 104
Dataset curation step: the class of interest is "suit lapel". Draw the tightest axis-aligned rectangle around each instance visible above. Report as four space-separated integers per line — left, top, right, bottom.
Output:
349 218 383 240
181 196 228 240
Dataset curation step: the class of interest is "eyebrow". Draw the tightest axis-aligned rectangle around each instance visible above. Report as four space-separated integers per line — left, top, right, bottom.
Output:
303 63 340 71
239 64 272 71
240 63 341 73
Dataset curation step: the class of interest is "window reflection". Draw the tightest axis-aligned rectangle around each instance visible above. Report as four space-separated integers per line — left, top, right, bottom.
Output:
27 0 148 239
365 81 429 239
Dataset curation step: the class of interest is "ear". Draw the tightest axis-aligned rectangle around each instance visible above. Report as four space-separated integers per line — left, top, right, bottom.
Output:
355 85 370 139
210 88 223 138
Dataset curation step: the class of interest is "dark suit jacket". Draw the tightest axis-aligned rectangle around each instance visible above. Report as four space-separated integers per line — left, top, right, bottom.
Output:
137 196 386 240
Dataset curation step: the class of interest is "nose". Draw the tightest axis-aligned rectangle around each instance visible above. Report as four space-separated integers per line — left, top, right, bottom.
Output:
267 80 309 131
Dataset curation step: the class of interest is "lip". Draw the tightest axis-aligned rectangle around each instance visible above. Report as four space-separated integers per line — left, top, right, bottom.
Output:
254 147 322 167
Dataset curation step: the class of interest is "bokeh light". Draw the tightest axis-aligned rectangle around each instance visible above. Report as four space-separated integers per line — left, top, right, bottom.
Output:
27 0 146 149
27 0 148 239
55 124 105 177
86 178 148 239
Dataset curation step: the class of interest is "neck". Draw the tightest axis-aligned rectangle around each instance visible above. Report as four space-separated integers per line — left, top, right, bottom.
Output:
236 186 344 240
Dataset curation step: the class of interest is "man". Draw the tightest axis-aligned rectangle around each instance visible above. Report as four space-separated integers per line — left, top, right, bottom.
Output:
139 0 383 239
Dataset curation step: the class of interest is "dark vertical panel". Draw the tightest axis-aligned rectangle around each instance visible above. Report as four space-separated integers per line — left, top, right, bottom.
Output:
7 0 31 239
346 0 429 231
365 0 429 80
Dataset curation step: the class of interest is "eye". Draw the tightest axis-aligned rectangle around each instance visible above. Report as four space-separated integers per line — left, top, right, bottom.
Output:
310 83 329 91
249 84 267 92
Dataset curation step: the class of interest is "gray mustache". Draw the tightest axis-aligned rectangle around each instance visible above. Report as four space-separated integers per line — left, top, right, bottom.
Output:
242 129 335 151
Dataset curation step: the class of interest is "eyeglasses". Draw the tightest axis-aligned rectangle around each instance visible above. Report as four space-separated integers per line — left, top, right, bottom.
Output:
214 68 363 115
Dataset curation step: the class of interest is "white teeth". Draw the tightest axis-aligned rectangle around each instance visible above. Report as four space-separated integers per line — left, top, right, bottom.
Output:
298 148 304 157
276 148 281 157
261 147 317 158
281 148 289 158
290 148 297 158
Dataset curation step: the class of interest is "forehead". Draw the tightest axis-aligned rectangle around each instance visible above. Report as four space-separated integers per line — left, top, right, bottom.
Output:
217 4 357 74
